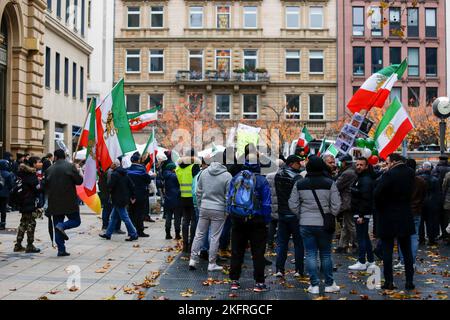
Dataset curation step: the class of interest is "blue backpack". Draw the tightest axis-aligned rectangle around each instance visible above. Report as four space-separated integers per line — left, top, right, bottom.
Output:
227 170 259 218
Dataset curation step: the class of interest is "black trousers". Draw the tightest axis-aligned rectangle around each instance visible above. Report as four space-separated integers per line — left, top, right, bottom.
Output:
165 205 182 235
0 196 8 226
381 236 414 284
419 211 439 242
181 200 196 250
230 216 268 283
129 199 147 234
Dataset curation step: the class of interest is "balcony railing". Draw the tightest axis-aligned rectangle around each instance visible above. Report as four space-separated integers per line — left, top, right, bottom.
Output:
176 70 270 82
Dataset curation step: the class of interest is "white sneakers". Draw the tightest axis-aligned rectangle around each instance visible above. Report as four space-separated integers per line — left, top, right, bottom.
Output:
208 263 223 272
274 271 284 278
393 262 405 270
324 282 341 293
188 259 197 270
348 261 368 271
307 285 320 294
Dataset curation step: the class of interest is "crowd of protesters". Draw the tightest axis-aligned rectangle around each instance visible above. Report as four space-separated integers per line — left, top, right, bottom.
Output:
1 145 450 294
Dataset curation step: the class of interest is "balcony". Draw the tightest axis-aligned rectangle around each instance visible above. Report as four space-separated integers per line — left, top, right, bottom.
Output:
175 70 270 93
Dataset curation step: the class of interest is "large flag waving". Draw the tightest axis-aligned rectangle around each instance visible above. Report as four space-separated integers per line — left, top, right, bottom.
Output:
347 59 407 114
374 97 414 160
128 106 160 132
82 97 97 196
143 129 158 173
297 126 313 148
79 100 94 148
96 79 137 171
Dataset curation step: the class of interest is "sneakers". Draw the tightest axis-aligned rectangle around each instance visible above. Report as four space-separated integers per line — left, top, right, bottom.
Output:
188 259 197 270
294 271 304 277
324 282 340 293
99 234 111 240
125 236 138 241
13 244 25 252
274 271 284 278
393 262 405 271
348 261 368 271
207 263 223 272
230 281 240 291
253 283 269 292
307 285 320 294
57 251 70 257
366 262 377 270
25 245 41 253
137 232 150 238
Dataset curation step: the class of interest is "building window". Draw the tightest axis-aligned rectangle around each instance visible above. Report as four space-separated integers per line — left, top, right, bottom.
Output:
352 7 364 36
243 94 258 119
47 0 52 12
65 0 70 24
353 86 359 95
286 6 300 29
126 49 140 73
88 0 91 27
390 87 402 102
149 49 164 73
408 48 419 77
149 94 163 110
243 6 257 29
309 50 323 73
371 7 382 36
45 47 51 88
126 94 140 112
80 66 84 100
188 94 204 111
310 6 323 28
81 0 85 36
74 0 78 31
56 0 61 18
309 94 324 120
389 7 400 36
217 6 230 29
407 8 419 37
426 9 437 37
426 48 437 77
150 6 164 28
286 50 300 73
189 50 203 80
353 47 365 76
127 7 140 28
371 47 383 73
243 50 257 72
285 95 300 120
215 50 231 76
390 47 401 65
215 94 231 120
408 87 420 107
64 57 69 95
72 62 77 98
426 87 438 107
190 6 203 28
55 52 60 92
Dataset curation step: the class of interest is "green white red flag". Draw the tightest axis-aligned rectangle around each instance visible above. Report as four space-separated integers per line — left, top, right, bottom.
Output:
143 130 158 173
347 59 407 114
82 97 97 197
297 126 313 149
128 106 160 132
96 79 136 171
317 138 327 157
374 97 414 160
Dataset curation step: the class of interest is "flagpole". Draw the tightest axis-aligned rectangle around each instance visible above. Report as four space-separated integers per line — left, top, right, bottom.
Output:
152 126 157 205
72 97 95 162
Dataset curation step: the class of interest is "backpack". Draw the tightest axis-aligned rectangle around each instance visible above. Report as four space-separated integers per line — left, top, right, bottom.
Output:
9 176 27 207
227 170 259 218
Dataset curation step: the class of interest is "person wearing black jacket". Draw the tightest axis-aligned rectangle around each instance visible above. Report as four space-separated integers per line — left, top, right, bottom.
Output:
127 152 152 238
374 153 415 291
274 155 304 277
348 157 376 271
100 160 138 241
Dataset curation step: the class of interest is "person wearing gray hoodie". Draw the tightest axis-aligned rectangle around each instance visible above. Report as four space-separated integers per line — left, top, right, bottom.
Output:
189 152 232 272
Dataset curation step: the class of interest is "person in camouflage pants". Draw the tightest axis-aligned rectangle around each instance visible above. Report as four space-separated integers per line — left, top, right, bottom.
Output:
15 212 38 251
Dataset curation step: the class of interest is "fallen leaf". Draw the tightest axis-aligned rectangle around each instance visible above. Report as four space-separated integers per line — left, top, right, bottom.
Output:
153 296 169 300
349 289 358 294
69 286 79 292
437 295 448 300
360 295 370 300
180 289 194 297
48 290 60 295
133 244 140 248
313 296 330 300
435 290 447 295
424 279 436 284
338 297 347 300
9 288 16 292
166 255 175 263
228 293 238 298
123 287 137 294
137 291 146 300
95 262 112 273
104 295 116 300
38 296 49 300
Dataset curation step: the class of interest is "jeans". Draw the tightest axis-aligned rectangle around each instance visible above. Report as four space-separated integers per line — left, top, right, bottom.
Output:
101 200 121 231
338 210 356 248
53 212 81 253
399 215 421 264
219 215 232 250
355 217 374 264
275 218 304 274
190 209 226 264
230 216 267 283
300 225 334 287
268 218 278 247
382 236 414 284
164 206 182 235
105 206 137 238
0 196 8 227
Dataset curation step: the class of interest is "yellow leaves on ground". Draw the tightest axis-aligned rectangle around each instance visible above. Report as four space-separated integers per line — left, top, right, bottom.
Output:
69 286 79 292
166 255 175 263
313 296 330 300
95 262 112 273
202 278 231 286
180 288 195 298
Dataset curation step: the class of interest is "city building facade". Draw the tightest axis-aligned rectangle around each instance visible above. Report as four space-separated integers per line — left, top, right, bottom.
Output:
114 0 337 144
338 0 447 120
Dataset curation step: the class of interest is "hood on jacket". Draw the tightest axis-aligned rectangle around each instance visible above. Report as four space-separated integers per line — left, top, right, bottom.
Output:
177 156 201 169
19 163 36 173
128 163 147 175
207 162 228 176
0 159 10 171
115 166 128 176
2 152 12 162
243 162 261 174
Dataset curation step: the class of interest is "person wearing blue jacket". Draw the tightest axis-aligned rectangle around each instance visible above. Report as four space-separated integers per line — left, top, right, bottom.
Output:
228 155 272 293
162 163 182 240
0 159 15 230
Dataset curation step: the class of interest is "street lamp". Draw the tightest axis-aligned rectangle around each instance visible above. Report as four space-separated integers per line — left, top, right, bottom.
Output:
432 97 450 154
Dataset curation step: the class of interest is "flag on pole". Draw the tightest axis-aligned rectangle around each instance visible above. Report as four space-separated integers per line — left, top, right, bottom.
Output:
79 105 93 148
143 129 158 173
96 79 137 171
128 106 160 132
81 98 97 196
374 97 414 160
347 59 408 114
324 144 339 157
297 126 313 152
317 138 327 157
